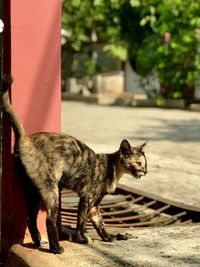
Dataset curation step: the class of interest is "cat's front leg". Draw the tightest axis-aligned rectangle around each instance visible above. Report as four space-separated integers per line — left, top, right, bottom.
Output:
76 196 90 244
89 206 115 242
89 206 128 242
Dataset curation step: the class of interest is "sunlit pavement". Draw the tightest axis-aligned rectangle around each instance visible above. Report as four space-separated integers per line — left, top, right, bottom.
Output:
5 101 200 267
5 226 200 267
61 101 200 209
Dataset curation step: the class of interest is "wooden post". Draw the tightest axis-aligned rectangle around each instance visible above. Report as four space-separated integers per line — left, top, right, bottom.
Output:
1 0 61 261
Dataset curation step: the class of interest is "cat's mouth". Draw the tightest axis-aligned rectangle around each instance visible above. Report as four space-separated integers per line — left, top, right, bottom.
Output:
131 168 146 179
136 171 146 179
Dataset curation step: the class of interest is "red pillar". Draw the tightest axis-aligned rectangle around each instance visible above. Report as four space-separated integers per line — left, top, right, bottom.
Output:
1 0 61 260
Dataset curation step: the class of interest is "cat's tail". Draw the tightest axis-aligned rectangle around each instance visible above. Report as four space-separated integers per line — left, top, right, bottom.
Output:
2 74 26 138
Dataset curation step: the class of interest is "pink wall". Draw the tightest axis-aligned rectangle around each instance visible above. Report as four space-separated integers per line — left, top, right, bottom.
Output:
11 0 61 134
1 0 61 260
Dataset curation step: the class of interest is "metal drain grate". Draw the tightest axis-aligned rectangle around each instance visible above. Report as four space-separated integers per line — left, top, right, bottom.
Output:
61 184 200 230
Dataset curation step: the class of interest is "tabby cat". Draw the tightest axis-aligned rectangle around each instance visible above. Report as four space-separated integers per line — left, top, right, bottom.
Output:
2 75 147 254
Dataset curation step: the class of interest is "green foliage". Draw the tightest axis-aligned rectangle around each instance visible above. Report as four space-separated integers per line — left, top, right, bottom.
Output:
84 59 96 75
130 0 200 98
62 0 125 57
103 43 128 61
62 0 200 99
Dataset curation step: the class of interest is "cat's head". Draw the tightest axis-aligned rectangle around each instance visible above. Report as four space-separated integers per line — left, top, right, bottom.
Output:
119 139 147 179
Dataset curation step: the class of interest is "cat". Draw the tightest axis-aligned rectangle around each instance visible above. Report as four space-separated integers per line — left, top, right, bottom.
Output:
2 75 147 254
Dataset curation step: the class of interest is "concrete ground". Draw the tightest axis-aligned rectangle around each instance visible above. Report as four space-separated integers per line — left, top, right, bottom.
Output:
5 101 200 267
61 101 200 208
5 226 200 267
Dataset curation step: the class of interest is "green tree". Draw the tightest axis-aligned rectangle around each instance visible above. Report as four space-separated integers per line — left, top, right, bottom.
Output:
62 0 128 60
62 0 200 99
136 0 200 99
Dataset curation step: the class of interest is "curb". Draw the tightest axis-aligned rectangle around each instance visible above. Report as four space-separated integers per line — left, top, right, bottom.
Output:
61 93 200 111
61 93 98 103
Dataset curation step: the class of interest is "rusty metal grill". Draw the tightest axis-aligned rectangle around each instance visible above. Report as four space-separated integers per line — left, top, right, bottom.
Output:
61 184 200 230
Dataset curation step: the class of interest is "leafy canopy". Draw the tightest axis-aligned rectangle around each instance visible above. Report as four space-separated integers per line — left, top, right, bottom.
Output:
62 0 200 98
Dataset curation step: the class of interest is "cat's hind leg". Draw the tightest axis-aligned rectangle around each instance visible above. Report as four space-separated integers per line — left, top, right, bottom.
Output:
41 186 64 254
76 196 90 244
26 191 41 247
17 161 42 247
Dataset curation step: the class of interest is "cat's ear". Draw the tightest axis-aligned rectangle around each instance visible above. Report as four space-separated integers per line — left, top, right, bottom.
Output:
137 142 146 152
120 139 132 156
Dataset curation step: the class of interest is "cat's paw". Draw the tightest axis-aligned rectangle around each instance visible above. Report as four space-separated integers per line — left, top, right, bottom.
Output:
116 233 129 241
102 233 131 242
116 233 134 240
50 246 64 254
76 234 89 244
33 234 42 248
102 234 116 242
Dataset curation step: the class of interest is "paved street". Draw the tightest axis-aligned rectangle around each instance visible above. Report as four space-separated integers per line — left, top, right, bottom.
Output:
6 101 200 267
61 101 200 208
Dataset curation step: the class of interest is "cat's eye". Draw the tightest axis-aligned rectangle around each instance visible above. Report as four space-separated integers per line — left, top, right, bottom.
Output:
137 162 142 166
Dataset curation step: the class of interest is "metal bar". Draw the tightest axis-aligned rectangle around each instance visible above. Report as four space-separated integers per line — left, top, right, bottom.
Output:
61 204 171 224
118 183 200 213
61 195 143 211
175 219 192 226
61 206 78 211
101 195 132 204
61 212 189 229
61 187 200 230
131 200 157 212
61 193 133 207
61 211 77 217
104 211 187 228
61 200 148 217
101 204 171 222
100 197 143 209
